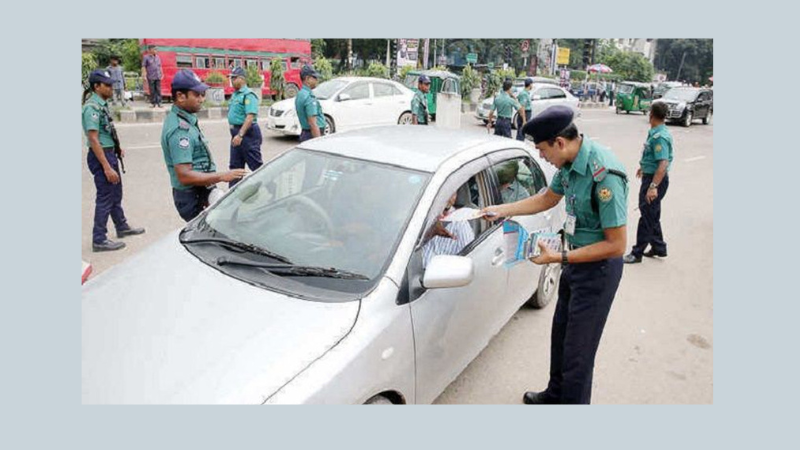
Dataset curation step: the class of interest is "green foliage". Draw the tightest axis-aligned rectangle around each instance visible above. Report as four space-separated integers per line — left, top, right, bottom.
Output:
269 59 286 100
89 39 141 72
314 56 334 81
245 64 263 88
600 50 654 82
570 70 587 81
399 65 415 80
363 61 389 79
460 64 480 99
484 71 501 99
311 39 326 59
82 52 97 88
654 39 713 84
496 67 518 83
205 71 226 85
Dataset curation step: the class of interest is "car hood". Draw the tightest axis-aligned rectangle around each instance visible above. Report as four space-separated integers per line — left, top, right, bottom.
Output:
656 98 691 106
270 98 296 113
82 231 360 404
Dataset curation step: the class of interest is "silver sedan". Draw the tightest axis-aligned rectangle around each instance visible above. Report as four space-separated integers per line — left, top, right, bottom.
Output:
82 126 565 404
475 84 580 128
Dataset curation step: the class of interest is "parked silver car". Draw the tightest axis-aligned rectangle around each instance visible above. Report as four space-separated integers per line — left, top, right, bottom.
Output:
475 84 580 128
82 126 565 404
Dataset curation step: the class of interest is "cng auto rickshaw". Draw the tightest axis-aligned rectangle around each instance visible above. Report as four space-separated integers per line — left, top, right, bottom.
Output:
403 70 460 121
616 82 653 114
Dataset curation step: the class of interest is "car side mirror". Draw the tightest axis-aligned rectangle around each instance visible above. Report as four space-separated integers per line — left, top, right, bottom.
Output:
338 93 351 102
422 255 474 289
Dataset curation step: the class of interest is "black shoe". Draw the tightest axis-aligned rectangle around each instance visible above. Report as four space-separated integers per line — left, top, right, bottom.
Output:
643 249 667 258
623 253 642 264
117 226 146 238
523 391 557 405
92 239 126 252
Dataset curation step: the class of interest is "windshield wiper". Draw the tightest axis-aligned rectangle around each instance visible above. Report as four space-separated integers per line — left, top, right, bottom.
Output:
181 237 293 264
216 256 369 280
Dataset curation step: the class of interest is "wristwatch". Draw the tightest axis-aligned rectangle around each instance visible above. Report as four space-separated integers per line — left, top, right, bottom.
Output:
561 249 569 265
237 133 244 138
649 182 658 189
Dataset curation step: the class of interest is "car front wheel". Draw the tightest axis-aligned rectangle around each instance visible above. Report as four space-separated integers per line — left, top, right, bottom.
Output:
324 115 335 135
364 395 393 405
683 110 693 127
703 110 712 125
398 111 413 125
527 263 561 309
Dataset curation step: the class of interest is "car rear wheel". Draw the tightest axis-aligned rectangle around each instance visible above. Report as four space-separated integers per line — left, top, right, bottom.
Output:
284 83 299 99
364 395 393 405
482 119 489 125
324 115 335 135
398 111 413 125
702 110 712 125
527 263 561 309
683 111 693 127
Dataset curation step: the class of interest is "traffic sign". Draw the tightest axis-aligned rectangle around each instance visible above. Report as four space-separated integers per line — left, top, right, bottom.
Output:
466 53 477 64
520 40 530 53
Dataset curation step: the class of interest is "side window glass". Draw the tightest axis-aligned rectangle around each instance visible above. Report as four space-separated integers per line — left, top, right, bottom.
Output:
342 83 370 100
373 83 394 98
491 159 533 205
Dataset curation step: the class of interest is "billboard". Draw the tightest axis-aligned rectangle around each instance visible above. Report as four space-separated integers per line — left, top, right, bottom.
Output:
557 48 571 65
398 39 419 68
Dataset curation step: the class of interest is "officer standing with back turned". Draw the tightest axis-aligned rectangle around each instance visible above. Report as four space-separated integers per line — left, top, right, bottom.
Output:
227 66 263 187
482 105 629 404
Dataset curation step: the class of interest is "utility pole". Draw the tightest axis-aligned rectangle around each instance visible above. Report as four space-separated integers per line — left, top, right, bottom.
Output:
347 39 353 71
676 51 687 81
433 39 437 68
385 39 390 68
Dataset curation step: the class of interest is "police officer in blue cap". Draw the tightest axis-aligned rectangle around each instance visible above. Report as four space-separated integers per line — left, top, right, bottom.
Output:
161 69 246 222
295 65 326 142
482 105 629 404
516 78 534 141
487 79 525 138
82 69 145 252
411 75 431 125
227 66 263 188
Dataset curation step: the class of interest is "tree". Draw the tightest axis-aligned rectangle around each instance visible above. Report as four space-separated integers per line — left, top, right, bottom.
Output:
600 49 655 82
460 63 480 99
90 39 141 71
362 61 389 79
269 59 285 100
82 52 97 88
314 56 333 81
654 39 713 84
311 39 326 59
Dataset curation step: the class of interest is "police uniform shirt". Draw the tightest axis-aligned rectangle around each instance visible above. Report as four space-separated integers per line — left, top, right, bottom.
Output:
161 105 216 190
411 88 428 123
295 85 326 130
549 136 629 248
228 86 259 125
640 123 674 174
82 93 115 148
518 89 532 111
491 91 521 119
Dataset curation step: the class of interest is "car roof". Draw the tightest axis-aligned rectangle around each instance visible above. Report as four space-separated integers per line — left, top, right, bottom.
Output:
331 76 403 84
297 126 500 172
409 70 460 79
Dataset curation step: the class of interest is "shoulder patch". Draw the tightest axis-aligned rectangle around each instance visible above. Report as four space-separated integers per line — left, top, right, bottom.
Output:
179 120 190 130
655 144 663 152
178 137 190 149
90 112 99 122
598 187 613 202
591 158 607 182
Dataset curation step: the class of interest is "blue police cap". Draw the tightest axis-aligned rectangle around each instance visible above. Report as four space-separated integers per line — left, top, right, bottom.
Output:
88 69 115 85
171 69 209 93
300 65 321 79
418 75 431 84
229 67 246 78
522 105 575 144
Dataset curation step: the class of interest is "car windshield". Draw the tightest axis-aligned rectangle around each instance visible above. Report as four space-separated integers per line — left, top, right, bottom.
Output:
203 149 430 284
313 79 349 100
403 74 419 89
664 88 698 102
618 84 635 94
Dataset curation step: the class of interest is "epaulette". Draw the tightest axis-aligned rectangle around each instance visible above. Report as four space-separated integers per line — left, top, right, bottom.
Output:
178 120 190 130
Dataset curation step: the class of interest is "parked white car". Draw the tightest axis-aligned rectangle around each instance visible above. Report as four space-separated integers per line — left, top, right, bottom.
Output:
82 126 565 404
475 84 580 128
265 77 415 137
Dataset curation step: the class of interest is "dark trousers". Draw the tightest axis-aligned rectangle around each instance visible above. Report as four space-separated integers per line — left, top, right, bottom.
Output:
609 95 614 107
516 109 531 141
148 79 162 106
228 124 263 187
299 128 325 143
632 174 669 257
545 257 623 404
87 148 128 243
495 117 512 138
172 187 212 222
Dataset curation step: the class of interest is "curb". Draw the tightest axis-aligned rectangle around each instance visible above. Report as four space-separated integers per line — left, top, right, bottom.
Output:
118 106 271 123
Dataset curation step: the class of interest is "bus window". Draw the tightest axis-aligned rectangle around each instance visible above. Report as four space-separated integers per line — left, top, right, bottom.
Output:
176 55 193 68
290 57 302 69
214 57 226 69
195 56 210 69
246 59 258 69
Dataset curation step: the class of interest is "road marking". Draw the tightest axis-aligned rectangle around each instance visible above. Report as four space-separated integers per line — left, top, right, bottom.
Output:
684 156 706 163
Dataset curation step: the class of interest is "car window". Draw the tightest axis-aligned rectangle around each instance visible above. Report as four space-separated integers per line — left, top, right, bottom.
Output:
547 88 566 99
489 156 547 205
341 83 370 100
441 78 458 94
373 82 395 98
391 85 404 96
532 87 549 100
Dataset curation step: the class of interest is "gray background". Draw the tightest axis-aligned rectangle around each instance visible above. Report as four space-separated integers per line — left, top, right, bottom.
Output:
3 0 794 448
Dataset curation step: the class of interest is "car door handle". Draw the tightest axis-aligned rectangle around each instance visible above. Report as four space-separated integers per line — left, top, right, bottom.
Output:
492 248 505 266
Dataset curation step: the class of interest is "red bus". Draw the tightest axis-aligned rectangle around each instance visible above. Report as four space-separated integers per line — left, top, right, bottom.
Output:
140 39 312 99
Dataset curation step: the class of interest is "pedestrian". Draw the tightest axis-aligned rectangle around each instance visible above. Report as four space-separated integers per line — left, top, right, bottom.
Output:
482 105 629 404
516 78 533 141
486 80 524 138
411 75 431 125
107 56 126 106
609 81 615 107
295 65 326 142
82 69 145 252
227 67 263 188
161 69 246 222
142 45 163 108
599 80 607 103
624 102 673 264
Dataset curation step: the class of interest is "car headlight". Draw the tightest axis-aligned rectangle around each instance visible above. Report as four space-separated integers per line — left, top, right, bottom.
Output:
676 102 686 110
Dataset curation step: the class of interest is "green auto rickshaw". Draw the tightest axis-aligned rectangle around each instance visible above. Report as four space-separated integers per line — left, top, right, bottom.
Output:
615 82 653 114
403 70 460 120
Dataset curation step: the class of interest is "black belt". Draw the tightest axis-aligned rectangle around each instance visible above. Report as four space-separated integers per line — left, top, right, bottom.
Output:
497 117 512 121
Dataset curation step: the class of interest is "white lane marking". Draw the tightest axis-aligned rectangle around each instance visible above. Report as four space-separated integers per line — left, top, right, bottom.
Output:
684 156 706 163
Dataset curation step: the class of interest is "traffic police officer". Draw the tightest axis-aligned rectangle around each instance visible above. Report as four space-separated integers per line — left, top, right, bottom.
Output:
161 69 246 222
295 65 325 142
411 75 431 125
82 69 145 252
227 66 263 187
624 101 673 263
482 105 629 404
487 79 525 138
516 78 533 141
